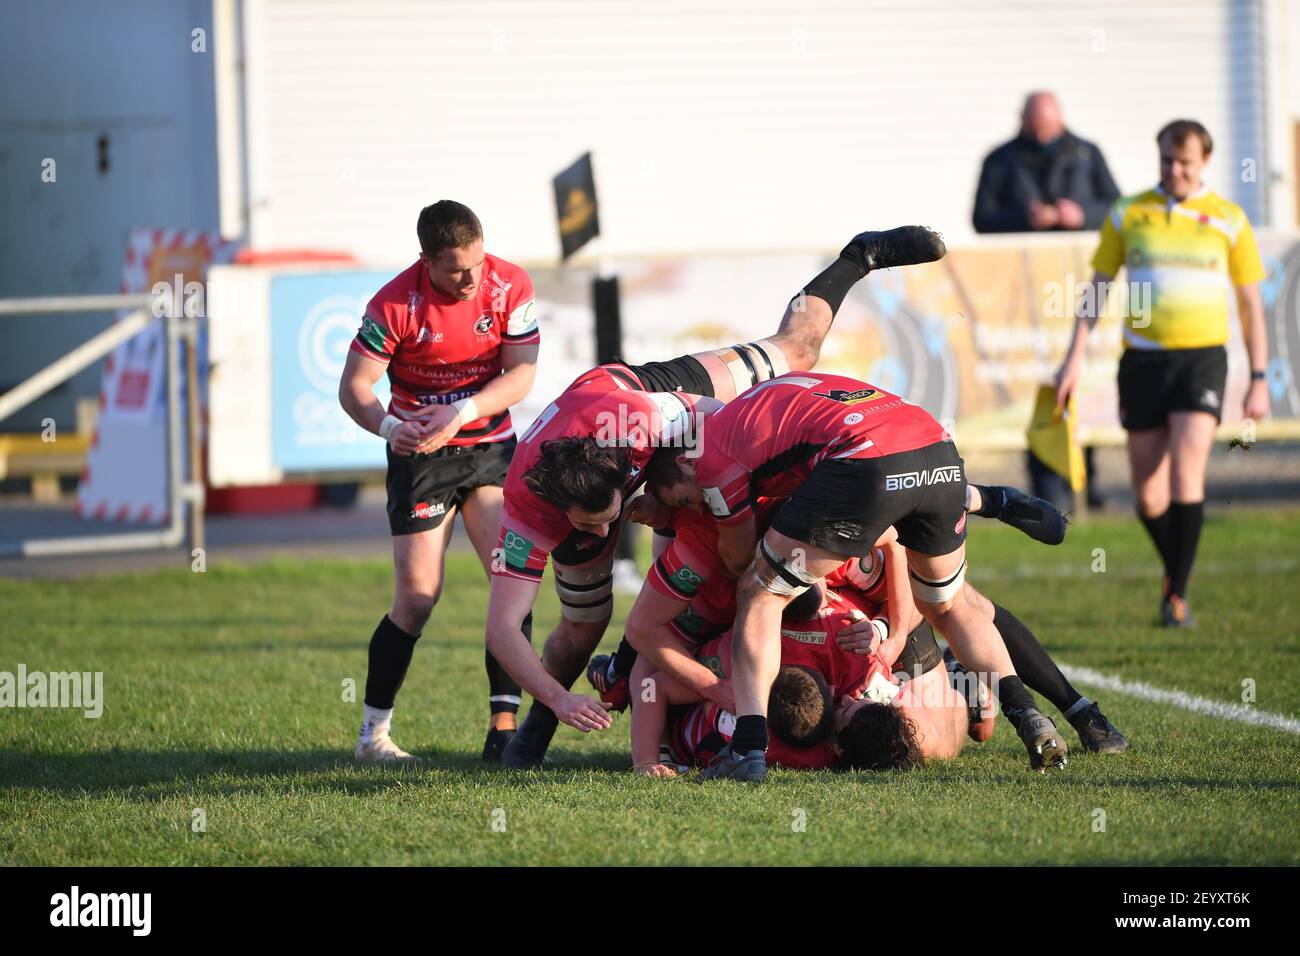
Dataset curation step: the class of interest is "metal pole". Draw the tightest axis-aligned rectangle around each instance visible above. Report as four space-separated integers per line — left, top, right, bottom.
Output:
0 310 154 424
0 294 153 315
165 312 186 552
184 321 206 554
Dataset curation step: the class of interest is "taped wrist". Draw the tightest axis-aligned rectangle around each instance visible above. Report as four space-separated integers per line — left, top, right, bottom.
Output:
379 415 402 441
452 397 479 425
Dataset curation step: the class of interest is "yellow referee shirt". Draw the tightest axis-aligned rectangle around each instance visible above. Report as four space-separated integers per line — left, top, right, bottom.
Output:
1092 185 1266 350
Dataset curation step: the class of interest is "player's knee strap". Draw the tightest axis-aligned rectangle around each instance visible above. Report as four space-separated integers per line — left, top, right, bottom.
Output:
716 341 788 393
555 573 614 623
749 340 789 378
755 539 819 598
909 561 967 604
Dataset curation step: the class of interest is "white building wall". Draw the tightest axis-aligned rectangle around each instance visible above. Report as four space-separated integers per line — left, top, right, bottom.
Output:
242 0 1274 263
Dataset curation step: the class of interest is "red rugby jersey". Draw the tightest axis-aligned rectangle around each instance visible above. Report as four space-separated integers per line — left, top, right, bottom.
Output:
671 634 837 771
649 498 782 643
779 586 893 700
692 372 949 525
493 367 710 580
351 254 538 446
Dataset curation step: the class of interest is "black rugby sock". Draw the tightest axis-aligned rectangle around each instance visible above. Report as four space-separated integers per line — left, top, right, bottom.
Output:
1166 501 1205 599
609 635 638 680
971 484 1006 518
993 605 1082 715
732 715 768 755
801 257 867 316
486 612 531 715
364 614 421 710
995 676 1039 729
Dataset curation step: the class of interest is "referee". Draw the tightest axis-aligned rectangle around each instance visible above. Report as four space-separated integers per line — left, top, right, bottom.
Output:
1054 120 1270 627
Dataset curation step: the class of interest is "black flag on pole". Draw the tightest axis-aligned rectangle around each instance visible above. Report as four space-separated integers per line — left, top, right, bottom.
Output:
553 152 600 261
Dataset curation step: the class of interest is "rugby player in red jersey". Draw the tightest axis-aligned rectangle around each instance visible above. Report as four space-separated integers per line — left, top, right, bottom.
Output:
632 632 838 776
644 370 1073 777
339 201 540 763
485 225 949 767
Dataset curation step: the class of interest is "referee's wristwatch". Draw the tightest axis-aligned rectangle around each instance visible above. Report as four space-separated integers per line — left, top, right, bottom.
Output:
1250 369 1267 382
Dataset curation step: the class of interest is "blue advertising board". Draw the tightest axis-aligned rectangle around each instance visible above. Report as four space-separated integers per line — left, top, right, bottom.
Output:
270 271 392 472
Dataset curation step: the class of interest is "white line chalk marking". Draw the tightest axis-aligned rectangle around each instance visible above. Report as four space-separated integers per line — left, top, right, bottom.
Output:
1061 664 1300 735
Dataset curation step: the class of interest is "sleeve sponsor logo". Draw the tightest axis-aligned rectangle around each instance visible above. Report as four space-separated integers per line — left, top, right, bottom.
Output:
701 486 730 517
507 299 537 336
698 653 725 679
358 314 389 353
669 564 703 596
501 529 535 570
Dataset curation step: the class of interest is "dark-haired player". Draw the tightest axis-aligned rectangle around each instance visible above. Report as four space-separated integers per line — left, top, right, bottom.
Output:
485 226 949 767
633 659 836 777
339 200 539 762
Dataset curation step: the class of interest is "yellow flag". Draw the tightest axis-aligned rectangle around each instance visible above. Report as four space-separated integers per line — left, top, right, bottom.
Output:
1026 385 1085 492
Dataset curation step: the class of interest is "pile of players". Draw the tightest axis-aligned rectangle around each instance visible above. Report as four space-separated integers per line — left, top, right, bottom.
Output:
347 202 1125 780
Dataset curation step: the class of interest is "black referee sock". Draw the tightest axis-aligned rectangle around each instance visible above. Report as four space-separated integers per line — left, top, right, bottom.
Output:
610 635 638 680
993 605 1083 716
995 676 1039 729
363 614 421 710
485 612 531 716
1137 507 1174 581
800 256 867 316
1166 501 1205 599
732 715 768 755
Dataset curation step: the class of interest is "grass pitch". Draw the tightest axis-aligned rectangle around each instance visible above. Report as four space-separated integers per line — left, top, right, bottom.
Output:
2 509 1298 866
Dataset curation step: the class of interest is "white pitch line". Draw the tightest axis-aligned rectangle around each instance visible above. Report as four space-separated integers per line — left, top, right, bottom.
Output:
982 558 1299 581
1061 664 1300 735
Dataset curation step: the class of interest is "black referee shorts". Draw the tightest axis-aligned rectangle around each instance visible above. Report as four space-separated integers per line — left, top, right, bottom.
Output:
385 438 515 536
1117 346 1227 431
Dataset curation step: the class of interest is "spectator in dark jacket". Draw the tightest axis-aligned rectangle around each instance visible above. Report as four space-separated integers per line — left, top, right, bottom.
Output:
973 92 1119 233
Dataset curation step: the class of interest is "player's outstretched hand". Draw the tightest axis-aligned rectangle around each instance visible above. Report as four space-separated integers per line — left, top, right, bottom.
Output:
554 692 612 732
633 763 681 778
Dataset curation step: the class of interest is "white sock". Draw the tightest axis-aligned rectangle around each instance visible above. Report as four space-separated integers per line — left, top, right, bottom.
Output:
359 705 394 743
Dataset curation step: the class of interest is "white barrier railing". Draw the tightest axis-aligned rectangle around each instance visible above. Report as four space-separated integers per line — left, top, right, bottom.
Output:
0 295 204 558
